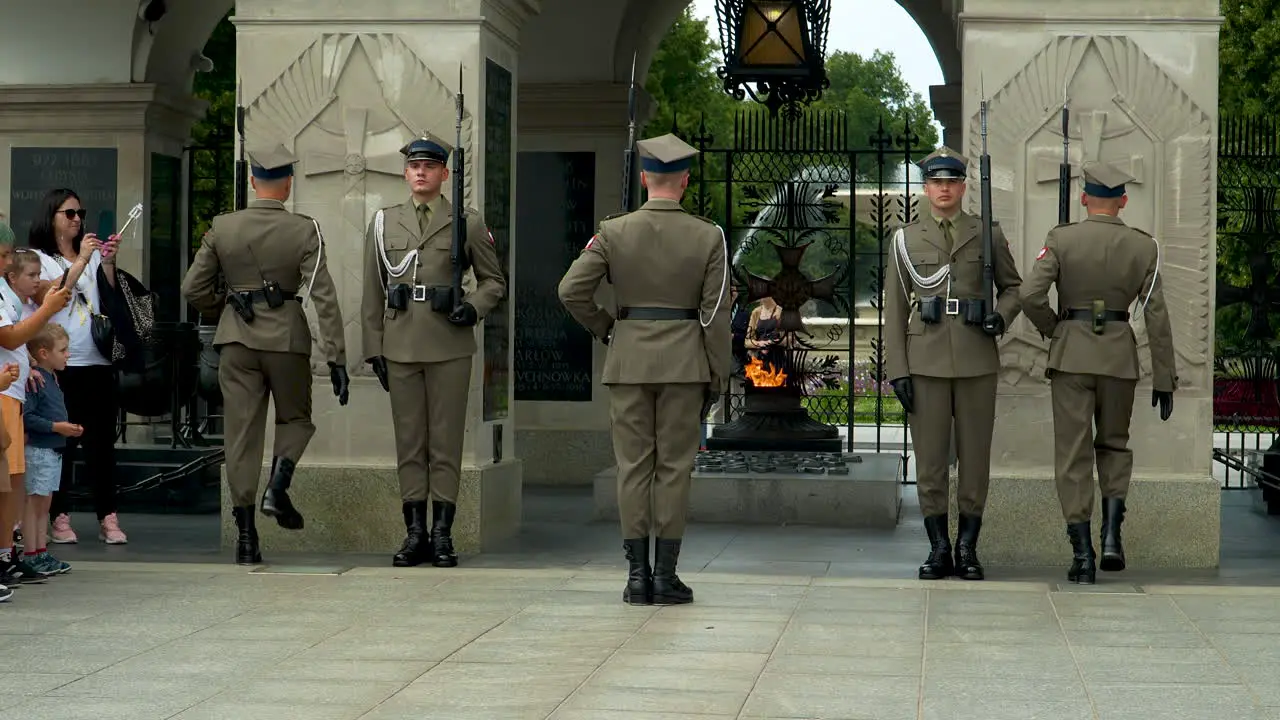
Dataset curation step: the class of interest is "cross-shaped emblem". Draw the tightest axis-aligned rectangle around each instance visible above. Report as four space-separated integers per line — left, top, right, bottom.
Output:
1035 109 1145 215
304 106 404 231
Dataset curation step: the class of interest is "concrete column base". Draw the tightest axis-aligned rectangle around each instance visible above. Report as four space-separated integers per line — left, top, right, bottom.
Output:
219 459 523 557
941 471 1221 568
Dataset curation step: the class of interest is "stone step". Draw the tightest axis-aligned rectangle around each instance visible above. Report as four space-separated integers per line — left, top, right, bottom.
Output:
593 452 903 530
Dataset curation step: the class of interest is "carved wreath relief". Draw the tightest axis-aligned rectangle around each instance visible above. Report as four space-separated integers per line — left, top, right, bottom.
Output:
966 34 1213 391
242 33 477 374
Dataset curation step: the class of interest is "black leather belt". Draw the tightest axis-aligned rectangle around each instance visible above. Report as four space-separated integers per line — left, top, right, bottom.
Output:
1062 309 1130 322
617 306 698 321
914 298 981 315
241 288 301 304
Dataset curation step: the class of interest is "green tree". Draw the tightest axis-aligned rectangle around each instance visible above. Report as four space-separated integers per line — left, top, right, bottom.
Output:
1220 0 1280 116
188 11 237 251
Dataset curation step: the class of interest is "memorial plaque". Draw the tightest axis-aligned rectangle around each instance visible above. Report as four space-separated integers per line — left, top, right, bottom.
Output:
8 148 118 243
514 151 596 402
483 59 513 421
149 154 183 323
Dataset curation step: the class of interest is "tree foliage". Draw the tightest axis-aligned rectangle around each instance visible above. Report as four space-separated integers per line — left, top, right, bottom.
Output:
188 11 237 251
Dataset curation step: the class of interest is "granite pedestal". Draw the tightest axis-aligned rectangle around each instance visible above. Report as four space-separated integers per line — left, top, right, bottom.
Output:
219 459 523 558
594 451 903 529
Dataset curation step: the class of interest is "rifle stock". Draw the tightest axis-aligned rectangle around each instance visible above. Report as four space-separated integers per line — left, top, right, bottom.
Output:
1059 87 1071 225
620 52 638 212
979 94 995 313
235 81 247 211
451 64 466 312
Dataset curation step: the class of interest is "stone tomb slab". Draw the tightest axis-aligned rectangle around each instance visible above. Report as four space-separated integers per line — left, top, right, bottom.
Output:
594 452 902 529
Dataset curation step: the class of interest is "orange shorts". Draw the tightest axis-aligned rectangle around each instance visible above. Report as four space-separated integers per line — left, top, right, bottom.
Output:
1 395 24 480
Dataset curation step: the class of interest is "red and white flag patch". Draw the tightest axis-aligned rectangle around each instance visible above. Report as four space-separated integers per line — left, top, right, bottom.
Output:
486 228 495 246
585 235 598 250
1035 247 1048 261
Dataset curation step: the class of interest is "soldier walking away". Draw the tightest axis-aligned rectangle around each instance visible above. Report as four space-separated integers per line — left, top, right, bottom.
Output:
1020 160 1176 585
361 135 506 569
181 144 349 565
558 133 732 606
884 146 1023 582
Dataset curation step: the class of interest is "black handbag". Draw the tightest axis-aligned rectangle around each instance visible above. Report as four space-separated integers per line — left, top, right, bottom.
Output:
81 290 118 361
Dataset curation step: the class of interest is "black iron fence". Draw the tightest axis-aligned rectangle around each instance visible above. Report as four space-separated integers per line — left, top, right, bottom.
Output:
674 108 929 483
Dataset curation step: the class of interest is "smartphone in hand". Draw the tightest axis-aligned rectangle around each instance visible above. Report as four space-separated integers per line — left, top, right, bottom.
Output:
57 271 68 290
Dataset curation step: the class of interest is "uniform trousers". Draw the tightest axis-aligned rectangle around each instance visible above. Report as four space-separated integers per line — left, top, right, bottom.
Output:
908 373 998 517
1050 372 1137 523
386 357 472 504
609 382 705 539
218 343 314 507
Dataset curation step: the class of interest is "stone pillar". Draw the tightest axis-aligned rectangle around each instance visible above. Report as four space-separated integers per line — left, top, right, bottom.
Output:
956 0 1222 567
0 83 204 293
222 0 539 556
929 82 962 150
513 81 650 486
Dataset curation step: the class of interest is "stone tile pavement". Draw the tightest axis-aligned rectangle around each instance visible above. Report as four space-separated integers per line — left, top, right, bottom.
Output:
4 561 1280 719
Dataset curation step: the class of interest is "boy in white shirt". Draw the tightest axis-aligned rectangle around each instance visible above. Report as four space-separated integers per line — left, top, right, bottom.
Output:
0 234 70 585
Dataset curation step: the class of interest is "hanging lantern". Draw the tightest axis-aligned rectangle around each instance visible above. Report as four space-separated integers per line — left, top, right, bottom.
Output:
714 0 832 117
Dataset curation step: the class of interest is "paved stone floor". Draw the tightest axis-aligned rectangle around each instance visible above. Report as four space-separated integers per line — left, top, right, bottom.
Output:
5 563 1280 719
2 486 1278 719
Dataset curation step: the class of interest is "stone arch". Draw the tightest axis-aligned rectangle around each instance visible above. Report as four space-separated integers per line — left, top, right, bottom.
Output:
611 0 961 88
136 0 236 92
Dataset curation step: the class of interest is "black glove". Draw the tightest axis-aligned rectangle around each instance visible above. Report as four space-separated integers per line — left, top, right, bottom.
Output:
370 356 390 393
1152 389 1173 422
890 376 914 415
448 302 479 327
328 362 350 406
981 312 1006 337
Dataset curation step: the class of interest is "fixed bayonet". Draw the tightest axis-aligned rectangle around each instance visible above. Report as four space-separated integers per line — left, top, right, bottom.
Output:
451 64 467 312
620 52 638 212
1059 81 1071 225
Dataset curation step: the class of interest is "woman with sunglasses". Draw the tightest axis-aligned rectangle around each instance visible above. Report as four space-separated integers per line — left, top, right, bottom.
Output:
27 188 126 546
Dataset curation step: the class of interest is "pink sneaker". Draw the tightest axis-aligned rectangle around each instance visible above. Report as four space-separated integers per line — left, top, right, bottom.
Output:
50 514 77 544
99 514 127 545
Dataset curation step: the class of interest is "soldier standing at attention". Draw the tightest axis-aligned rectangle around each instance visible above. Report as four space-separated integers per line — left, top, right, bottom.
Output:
884 146 1023 582
361 135 505 569
558 133 732 606
181 144 350 566
1020 160 1176 585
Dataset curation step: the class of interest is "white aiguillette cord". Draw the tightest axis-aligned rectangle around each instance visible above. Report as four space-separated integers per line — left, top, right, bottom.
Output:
893 228 949 301
699 224 729 328
373 209 419 295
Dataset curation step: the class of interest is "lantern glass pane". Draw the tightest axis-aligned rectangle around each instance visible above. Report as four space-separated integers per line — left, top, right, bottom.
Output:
737 1 807 67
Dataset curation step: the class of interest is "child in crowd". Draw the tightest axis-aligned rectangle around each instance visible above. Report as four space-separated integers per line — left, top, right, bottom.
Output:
0 224 70 587
22 324 77 576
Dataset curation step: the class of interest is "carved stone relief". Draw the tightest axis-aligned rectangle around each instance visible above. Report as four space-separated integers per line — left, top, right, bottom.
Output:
970 34 1214 391
243 33 477 373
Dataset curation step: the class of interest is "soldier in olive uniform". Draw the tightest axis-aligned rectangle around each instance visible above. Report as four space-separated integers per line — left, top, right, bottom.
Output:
1020 160 1176 585
558 133 732 606
181 144 350 566
361 135 506 569
884 146 1023 582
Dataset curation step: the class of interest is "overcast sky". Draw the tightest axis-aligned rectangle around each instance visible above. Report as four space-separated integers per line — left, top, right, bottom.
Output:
686 0 943 110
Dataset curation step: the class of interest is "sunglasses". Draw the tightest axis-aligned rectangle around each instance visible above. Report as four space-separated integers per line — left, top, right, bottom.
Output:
58 209 87 220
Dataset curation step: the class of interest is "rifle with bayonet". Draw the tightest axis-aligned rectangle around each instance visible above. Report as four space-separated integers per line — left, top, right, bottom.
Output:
451 64 467 312
979 80 995 319
620 52 638 212
235 81 247 211
1059 84 1071 225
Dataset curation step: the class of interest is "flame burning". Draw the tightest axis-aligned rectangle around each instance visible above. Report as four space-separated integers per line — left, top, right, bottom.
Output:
745 357 787 387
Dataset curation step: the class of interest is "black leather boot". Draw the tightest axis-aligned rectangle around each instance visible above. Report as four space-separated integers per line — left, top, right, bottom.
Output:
431 501 458 568
1100 497 1127 572
232 506 261 565
392 501 430 567
954 514 985 581
260 457 304 530
622 538 653 605
652 538 693 605
918 515 954 580
1066 521 1097 584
